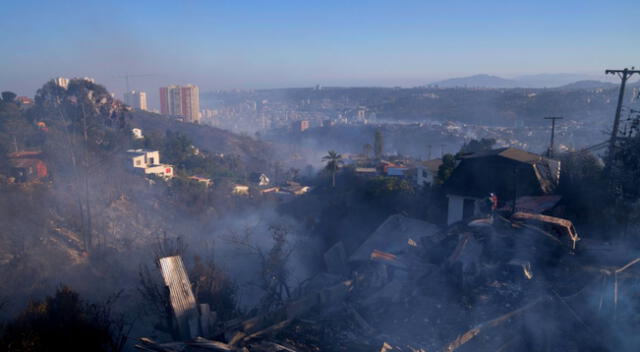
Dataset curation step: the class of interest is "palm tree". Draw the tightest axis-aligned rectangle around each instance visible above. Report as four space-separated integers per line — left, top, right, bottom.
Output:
322 150 343 188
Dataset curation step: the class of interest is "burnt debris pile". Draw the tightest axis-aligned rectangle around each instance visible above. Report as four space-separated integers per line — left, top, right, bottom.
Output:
137 212 639 352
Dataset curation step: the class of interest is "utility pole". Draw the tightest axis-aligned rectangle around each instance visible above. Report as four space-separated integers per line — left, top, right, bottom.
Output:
440 144 444 157
544 116 562 158
605 67 640 176
428 144 432 160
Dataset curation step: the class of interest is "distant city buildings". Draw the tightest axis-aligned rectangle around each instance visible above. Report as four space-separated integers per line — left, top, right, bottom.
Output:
159 85 200 123
124 90 148 111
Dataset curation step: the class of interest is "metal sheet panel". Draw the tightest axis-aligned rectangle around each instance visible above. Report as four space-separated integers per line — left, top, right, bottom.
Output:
159 255 199 339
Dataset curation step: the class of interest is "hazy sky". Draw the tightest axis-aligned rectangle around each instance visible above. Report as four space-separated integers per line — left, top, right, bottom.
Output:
1 0 638 105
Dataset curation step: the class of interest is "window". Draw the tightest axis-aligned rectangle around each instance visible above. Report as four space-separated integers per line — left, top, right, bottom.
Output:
136 160 142 166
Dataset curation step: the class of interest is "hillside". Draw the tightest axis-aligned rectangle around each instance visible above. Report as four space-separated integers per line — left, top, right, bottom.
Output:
0 79 279 315
429 73 617 89
556 80 618 90
429 74 522 88
129 111 271 167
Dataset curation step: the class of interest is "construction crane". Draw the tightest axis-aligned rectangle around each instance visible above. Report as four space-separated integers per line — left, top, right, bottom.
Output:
113 74 156 93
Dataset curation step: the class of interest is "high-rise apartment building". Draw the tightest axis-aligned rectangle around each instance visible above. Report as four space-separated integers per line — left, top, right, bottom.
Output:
123 90 148 111
159 85 200 123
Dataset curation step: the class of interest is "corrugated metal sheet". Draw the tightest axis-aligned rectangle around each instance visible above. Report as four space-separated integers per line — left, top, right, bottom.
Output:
159 256 199 339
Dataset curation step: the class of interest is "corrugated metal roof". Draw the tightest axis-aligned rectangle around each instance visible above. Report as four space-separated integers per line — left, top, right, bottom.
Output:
460 147 543 164
159 256 199 339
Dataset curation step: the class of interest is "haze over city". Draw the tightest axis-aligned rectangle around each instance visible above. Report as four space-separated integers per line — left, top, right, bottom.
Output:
2 0 639 106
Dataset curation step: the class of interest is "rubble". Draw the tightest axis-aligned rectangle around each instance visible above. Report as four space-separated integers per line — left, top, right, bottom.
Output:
139 212 635 351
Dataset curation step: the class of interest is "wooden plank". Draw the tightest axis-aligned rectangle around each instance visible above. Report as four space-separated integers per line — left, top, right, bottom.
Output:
159 255 200 339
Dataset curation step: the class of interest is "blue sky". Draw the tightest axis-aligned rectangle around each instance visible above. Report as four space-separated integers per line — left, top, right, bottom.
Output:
1 0 638 103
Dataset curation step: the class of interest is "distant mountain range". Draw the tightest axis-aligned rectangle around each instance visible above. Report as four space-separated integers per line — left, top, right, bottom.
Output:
428 75 521 88
427 73 635 89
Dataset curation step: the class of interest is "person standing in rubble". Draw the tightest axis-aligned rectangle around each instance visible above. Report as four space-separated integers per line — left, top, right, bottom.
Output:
479 192 498 218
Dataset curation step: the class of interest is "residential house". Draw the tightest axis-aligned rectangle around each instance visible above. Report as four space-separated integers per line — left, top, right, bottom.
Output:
249 172 271 187
378 161 405 175
188 176 213 188
281 181 310 196
443 148 560 225
8 151 48 183
131 128 144 139
386 167 409 177
127 149 174 179
232 184 250 195
415 158 443 187
258 173 270 186
355 167 377 177
259 186 280 195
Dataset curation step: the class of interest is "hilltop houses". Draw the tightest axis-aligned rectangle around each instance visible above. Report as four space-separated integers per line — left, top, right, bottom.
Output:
127 149 174 179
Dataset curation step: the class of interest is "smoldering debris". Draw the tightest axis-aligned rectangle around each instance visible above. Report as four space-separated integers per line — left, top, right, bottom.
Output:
136 211 639 352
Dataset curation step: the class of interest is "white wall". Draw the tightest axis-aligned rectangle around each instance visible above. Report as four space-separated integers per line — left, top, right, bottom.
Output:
145 151 160 166
132 155 146 168
447 195 465 225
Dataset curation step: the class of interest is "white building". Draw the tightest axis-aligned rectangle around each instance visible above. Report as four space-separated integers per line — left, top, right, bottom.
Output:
127 149 174 179
159 85 200 123
232 184 250 195
124 90 148 111
51 77 69 89
416 158 443 187
258 174 270 186
131 128 144 139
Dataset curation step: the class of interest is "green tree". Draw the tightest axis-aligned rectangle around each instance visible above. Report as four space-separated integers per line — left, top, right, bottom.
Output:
436 153 456 184
458 138 496 155
374 130 384 159
322 150 343 188
1 91 17 103
0 94 33 157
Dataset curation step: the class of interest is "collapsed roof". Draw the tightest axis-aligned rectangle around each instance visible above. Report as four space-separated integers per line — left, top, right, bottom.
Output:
349 214 439 262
